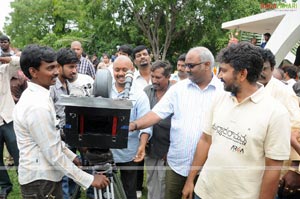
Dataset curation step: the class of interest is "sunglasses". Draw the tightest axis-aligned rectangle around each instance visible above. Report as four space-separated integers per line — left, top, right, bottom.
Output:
185 62 206 69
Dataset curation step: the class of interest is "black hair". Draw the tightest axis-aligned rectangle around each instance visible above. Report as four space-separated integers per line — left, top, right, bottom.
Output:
0 35 10 42
283 65 298 79
151 60 172 77
118 45 133 56
295 45 300 66
177 53 186 62
264 33 271 38
102 53 110 58
57 48 79 67
258 48 276 69
217 42 263 83
132 45 150 59
20 44 57 79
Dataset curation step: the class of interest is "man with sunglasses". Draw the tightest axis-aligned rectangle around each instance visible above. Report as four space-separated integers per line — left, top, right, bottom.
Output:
128 46 224 199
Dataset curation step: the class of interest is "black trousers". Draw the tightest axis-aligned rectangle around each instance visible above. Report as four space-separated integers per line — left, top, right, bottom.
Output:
0 122 19 189
116 161 138 199
21 180 63 199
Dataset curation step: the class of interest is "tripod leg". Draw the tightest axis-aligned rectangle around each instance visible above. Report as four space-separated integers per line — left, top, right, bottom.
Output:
98 189 102 199
94 187 97 199
113 172 127 199
110 177 115 199
106 185 110 199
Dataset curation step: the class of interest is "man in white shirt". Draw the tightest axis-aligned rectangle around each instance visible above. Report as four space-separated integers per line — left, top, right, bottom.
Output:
13 44 109 198
129 46 224 199
282 65 298 88
132 45 152 197
0 56 20 198
258 48 300 199
170 53 188 83
132 45 152 91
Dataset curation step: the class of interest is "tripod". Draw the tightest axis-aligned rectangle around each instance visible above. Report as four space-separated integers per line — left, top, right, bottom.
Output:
91 163 126 199
71 154 126 199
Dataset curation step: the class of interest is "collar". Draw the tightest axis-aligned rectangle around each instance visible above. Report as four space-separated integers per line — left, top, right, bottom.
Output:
230 83 264 104
28 81 51 97
187 73 222 90
54 77 70 90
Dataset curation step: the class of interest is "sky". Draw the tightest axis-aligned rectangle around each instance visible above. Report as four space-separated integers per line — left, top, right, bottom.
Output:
0 0 13 33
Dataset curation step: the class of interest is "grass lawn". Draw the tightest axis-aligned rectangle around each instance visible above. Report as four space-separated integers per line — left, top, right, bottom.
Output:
7 167 148 199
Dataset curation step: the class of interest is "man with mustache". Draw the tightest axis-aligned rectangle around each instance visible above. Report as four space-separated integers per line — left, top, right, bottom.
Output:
110 55 152 199
50 48 83 199
13 44 110 199
170 53 188 83
132 45 152 197
50 48 78 131
143 60 172 199
182 42 290 199
257 48 300 199
129 46 224 199
132 45 152 92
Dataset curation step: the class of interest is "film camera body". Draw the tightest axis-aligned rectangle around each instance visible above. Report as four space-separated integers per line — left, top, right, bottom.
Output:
57 69 133 149
57 69 134 199
59 96 132 149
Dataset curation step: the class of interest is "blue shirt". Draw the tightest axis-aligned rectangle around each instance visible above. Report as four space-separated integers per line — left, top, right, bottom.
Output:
110 84 152 163
152 76 224 176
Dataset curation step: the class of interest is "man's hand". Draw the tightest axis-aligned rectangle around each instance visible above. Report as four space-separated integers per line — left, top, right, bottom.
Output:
72 156 81 167
0 56 12 64
291 130 300 155
91 174 110 189
279 170 300 197
133 145 145 162
182 180 194 199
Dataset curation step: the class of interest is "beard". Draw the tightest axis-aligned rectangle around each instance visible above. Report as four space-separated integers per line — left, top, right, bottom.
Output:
221 76 239 96
178 71 188 78
224 83 239 96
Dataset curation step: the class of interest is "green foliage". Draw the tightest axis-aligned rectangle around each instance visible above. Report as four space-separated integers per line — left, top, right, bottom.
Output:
4 0 262 62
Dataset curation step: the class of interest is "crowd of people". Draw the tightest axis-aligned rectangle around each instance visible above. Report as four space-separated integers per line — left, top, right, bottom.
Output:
1 32 300 199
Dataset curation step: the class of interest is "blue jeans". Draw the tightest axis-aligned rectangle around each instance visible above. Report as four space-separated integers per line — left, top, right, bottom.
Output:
194 194 201 199
61 176 69 199
0 122 19 189
20 180 63 199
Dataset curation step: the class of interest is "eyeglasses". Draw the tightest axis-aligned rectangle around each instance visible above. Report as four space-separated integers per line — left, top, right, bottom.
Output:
184 62 206 69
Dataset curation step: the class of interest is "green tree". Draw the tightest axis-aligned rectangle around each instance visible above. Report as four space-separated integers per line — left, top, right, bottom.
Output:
5 0 82 49
4 0 261 61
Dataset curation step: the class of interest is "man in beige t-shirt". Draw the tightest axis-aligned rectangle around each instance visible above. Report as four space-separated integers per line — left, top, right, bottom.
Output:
182 42 290 199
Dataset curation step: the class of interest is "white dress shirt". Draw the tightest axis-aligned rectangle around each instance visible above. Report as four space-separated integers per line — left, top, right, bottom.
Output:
0 56 20 126
152 76 224 176
13 82 93 188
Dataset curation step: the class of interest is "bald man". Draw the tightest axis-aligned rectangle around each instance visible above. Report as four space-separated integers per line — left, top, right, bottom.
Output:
110 56 152 199
71 41 95 79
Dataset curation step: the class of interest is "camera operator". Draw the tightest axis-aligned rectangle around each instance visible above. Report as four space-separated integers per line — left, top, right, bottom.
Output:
13 44 109 198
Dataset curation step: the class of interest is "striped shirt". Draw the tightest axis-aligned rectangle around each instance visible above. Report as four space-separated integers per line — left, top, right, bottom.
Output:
152 76 224 176
13 82 93 188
